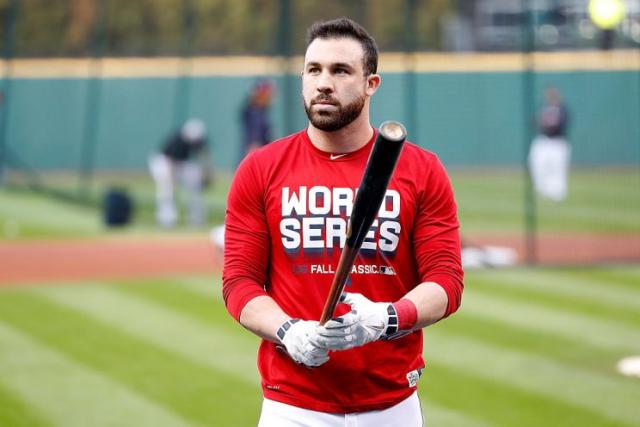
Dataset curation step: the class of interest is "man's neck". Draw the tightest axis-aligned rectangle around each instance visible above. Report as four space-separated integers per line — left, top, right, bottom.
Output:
307 113 373 154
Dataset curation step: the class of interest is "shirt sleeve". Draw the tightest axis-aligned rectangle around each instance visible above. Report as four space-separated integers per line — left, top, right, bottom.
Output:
222 153 270 321
412 155 464 317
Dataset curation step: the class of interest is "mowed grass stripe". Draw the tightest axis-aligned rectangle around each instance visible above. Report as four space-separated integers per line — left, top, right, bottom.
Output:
425 331 640 426
421 363 622 427
179 276 223 300
420 401 490 427
474 268 640 313
440 313 623 375
110 277 238 333
559 267 640 292
0 191 100 235
461 197 639 226
537 203 640 227
462 287 640 353
0 290 262 427
468 278 640 329
35 284 260 384
471 283 640 330
469 274 640 328
0 381 51 427
0 321 192 427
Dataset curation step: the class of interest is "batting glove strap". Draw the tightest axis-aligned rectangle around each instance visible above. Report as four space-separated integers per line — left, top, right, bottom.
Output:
276 318 300 343
381 304 412 341
382 304 399 337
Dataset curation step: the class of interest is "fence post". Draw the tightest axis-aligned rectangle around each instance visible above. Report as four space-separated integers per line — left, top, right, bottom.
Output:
521 0 537 265
276 0 294 136
0 0 18 186
172 0 195 129
404 0 418 140
78 0 107 200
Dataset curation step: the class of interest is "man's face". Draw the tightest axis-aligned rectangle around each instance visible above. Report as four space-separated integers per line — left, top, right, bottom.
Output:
302 37 378 132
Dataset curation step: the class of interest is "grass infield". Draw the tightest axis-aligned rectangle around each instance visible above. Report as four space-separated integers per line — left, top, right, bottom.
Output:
0 268 639 426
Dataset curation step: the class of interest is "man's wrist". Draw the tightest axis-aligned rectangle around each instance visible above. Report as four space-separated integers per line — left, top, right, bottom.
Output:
382 299 417 340
394 298 418 330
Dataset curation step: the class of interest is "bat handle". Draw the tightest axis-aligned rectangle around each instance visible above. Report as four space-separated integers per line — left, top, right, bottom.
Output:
319 245 358 324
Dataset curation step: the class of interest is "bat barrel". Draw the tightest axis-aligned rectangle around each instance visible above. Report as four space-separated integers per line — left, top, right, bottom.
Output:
346 121 407 249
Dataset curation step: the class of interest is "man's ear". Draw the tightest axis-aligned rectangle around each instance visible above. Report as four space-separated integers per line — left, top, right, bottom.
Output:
366 74 381 96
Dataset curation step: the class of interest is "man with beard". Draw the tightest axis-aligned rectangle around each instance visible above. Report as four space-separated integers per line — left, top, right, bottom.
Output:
223 18 463 426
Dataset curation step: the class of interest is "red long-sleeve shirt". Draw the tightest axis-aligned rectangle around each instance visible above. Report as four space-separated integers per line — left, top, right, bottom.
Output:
223 129 463 413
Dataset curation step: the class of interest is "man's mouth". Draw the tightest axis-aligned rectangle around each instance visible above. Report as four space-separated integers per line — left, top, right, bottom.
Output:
312 98 338 106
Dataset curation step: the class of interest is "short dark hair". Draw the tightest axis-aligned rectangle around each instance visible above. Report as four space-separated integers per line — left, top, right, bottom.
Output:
306 17 378 76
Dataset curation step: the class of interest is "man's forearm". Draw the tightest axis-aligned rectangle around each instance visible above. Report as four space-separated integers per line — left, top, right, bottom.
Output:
239 295 291 343
402 282 448 329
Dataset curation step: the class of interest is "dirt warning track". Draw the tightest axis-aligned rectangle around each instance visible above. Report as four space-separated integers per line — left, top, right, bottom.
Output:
0 237 220 285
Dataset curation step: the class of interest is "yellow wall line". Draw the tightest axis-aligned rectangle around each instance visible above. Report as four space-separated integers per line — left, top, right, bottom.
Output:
1 50 638 79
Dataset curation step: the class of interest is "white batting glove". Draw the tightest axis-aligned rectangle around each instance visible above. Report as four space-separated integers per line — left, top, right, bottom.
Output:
277 319 330 367
314 292 401 351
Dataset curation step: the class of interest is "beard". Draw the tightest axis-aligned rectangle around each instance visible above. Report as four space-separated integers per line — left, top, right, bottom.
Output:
304 94 366 132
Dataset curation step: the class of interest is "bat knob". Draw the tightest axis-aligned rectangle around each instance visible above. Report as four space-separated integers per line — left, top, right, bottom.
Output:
379 121 407 141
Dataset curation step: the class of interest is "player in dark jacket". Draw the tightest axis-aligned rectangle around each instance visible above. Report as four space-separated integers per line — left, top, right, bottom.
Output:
240 79 273 162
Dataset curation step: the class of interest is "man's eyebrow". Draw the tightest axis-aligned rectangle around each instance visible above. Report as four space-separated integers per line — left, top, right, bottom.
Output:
332 62 355 70
304 61 356 70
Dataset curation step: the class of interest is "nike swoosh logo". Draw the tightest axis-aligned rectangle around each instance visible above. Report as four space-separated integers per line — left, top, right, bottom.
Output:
330 153 348 160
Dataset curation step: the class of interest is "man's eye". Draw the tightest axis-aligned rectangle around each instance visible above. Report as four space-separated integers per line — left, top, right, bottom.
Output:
307 67 320 74
335 68 348 75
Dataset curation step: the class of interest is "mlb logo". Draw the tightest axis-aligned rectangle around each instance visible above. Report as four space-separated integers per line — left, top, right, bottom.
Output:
380 266 396 275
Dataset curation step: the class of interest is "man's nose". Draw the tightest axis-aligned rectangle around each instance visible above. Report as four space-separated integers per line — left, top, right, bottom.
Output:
316 71 334 93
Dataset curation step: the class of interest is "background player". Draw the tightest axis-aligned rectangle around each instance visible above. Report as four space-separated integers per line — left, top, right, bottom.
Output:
528 86 571 201
239 79 274 162
223 17 463 426
149 118 211 228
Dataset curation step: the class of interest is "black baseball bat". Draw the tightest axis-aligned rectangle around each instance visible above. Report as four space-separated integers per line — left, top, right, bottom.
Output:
319 121 407 324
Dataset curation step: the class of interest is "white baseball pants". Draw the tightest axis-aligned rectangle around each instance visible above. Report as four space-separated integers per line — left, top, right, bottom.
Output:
148 153 205 227
528 136 571 202
257 391 424 427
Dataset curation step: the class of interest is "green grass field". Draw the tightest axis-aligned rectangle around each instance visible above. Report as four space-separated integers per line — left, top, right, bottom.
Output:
0 166 638 425
450 167 640 234
0 170 232 239
0 268 639 426
1 167 638 240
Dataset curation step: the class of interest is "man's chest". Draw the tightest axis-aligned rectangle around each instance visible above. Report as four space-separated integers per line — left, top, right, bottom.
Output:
263 170 418 257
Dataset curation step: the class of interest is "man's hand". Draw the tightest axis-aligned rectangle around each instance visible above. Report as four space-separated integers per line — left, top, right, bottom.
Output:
278 319 329 367
314 293 399 351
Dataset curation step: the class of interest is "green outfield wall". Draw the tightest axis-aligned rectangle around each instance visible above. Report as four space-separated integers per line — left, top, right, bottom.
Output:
1 53 638 171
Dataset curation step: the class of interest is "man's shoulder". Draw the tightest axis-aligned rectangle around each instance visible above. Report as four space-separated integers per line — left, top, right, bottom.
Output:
400 140 439 164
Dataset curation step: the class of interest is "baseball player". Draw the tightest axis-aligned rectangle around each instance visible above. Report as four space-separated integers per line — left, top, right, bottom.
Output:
223 18 463 426
528 86 571 201
149 118 211 228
